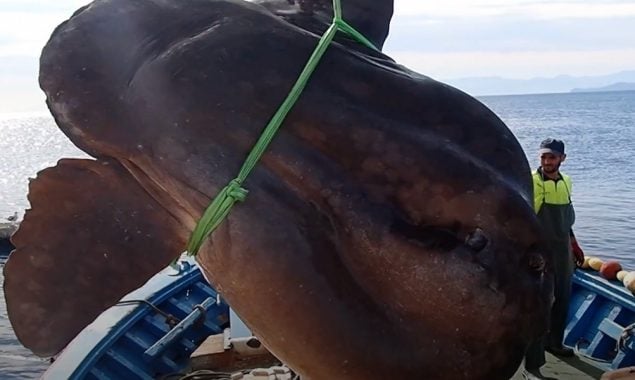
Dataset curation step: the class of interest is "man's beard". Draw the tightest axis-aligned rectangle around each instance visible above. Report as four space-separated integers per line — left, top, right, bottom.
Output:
542 162 561 174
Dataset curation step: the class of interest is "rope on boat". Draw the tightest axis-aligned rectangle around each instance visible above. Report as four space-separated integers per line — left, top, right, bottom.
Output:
618 322 635 353
160 369 301 380
115 299 180 327
573 339 614 364
160 370 234 380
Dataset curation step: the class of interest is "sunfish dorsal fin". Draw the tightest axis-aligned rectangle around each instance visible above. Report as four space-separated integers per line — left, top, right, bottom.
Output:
3 158 189 357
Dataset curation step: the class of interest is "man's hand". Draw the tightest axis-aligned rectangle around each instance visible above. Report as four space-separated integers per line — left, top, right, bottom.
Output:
571 238 585 266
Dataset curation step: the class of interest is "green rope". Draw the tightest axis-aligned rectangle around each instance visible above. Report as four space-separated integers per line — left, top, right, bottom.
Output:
186 0 378 256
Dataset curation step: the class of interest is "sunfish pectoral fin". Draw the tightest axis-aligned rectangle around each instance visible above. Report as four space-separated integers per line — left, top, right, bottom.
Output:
3 158 189 357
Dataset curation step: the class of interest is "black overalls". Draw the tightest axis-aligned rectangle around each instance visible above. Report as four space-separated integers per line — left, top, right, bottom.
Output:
525 169 576 369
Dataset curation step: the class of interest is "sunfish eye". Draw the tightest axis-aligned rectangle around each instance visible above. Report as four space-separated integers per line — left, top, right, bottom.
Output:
528 252 547 273
465 228 488 252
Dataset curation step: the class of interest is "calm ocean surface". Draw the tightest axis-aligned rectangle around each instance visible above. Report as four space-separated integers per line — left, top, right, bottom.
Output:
0 90 634 377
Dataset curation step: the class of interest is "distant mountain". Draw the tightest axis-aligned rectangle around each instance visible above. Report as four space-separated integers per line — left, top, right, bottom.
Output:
571 82 635 93
444 70 635 96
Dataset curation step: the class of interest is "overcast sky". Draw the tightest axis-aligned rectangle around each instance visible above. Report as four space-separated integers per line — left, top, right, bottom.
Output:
385 0 635 79
1 0 635 113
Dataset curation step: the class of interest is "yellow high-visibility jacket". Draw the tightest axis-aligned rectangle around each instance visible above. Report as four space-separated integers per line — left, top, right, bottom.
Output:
532 169 572 214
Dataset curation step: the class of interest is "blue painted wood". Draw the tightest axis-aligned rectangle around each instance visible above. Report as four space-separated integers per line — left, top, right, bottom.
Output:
144 297 215 360
564 269 635 370
599 317 626 341
44 257 230 379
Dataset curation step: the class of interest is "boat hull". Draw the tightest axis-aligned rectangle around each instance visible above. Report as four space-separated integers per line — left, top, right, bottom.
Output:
565 269 635 370
44 258 230 379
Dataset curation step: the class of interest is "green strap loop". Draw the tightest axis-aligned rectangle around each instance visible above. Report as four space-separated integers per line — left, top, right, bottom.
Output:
334 19 378 52
186 0 378 256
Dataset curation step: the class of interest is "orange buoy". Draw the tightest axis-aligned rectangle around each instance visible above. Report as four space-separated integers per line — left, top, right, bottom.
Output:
600 261 623 280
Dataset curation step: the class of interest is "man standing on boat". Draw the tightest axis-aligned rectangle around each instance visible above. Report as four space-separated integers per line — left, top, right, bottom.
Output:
523 138 585 380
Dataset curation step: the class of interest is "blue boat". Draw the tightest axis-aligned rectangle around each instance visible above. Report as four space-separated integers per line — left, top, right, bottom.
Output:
0 238 12 258
43 258 635 379
0 225 16 257
44 257 230 379
565 269 635 371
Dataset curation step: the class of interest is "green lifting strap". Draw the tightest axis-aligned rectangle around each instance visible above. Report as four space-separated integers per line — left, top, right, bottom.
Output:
186 0 379 256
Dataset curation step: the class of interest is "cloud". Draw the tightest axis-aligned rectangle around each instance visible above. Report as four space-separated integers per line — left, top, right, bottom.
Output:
385 15 635 53
388 48 635 79
0 11 75 56
0 55 43 114
393 0 635 19
0 0 88 13
522 2 635 19
384 1 635 79
0 0 86 57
